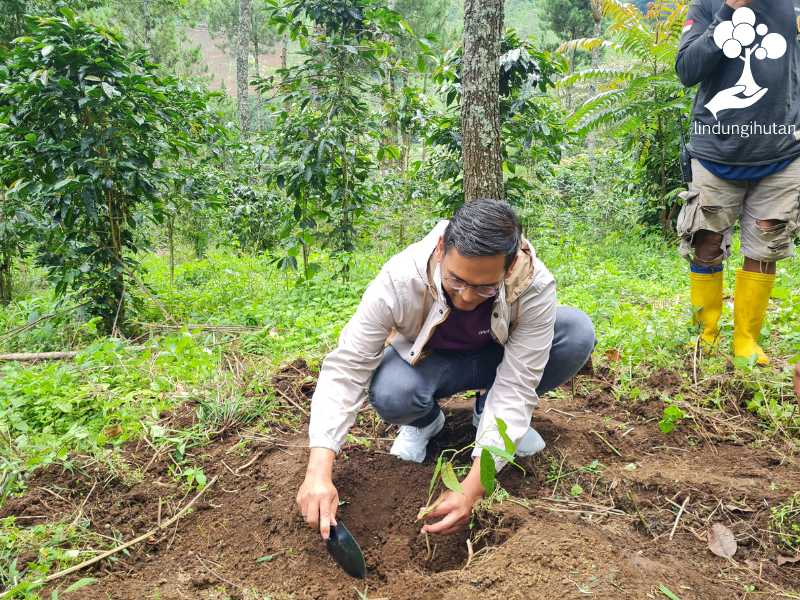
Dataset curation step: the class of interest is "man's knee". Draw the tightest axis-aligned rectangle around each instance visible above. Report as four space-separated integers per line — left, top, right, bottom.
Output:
555 306 596 367
369 377 433 425
692 229 725 265
756 219 785 232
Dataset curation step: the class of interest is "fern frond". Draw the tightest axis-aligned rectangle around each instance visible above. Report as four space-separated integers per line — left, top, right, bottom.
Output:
557 66 640 90
557 37 615 54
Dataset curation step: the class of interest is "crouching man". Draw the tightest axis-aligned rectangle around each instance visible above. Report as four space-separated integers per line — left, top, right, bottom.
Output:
297 201 596 539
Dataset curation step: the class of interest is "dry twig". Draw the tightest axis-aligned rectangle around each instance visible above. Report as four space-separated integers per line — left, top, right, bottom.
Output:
0 476 219 597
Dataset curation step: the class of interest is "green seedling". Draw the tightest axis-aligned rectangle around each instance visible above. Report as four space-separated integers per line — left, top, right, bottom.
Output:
770 493 800 552
182 466 208 491
658 405 686 434
417 417 522 521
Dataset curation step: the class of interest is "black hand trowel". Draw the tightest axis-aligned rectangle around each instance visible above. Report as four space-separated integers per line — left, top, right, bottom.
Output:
326 520 366 579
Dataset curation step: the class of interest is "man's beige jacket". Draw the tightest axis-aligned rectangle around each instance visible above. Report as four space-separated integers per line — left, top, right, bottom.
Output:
308 220 557 467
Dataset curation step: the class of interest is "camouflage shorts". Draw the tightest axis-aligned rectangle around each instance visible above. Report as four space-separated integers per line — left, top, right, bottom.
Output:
677 158 800 264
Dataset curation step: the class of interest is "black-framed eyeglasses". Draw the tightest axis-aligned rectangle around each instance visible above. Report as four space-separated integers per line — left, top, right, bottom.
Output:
441 275 501 298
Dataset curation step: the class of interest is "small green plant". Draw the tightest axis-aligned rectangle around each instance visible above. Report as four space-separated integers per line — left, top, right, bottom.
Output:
0 516 105 594
658 584 682 600
418 417 522 521
181 466 208 491
770 493 800 552
545 455 604 497
658 404 686 434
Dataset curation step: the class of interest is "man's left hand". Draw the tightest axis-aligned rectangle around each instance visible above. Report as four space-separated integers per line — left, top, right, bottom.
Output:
421 489 481 536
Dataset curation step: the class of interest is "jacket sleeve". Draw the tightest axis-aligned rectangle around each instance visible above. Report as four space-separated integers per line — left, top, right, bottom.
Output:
308 267 402 453
675 1 734 87
472 279 556 470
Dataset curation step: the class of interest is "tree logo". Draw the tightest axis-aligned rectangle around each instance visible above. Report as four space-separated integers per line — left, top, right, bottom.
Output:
704 7 787 119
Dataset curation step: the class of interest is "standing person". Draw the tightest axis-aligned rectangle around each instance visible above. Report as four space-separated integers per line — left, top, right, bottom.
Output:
676 0 800 364
297 201 596 539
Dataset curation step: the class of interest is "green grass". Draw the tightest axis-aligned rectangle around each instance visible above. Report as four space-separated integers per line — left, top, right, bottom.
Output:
0 517 106 597
137 247 393 362
0 331 220 499
771 492 800 552
2 209 799 504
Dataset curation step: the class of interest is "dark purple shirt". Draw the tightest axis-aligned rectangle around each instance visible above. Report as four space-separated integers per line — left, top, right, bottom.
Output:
425 291 496 352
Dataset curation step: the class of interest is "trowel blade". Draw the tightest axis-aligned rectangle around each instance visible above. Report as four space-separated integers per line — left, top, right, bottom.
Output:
325 520 366 579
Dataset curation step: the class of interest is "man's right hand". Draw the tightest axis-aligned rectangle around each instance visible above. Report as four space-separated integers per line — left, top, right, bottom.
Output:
296 447 338 540
725 0 751 8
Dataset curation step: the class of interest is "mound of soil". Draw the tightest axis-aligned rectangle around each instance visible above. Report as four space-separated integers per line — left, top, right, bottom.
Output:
3 365 800 599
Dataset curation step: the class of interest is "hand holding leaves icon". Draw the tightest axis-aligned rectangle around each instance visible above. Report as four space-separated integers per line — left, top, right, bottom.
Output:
704 84 769 119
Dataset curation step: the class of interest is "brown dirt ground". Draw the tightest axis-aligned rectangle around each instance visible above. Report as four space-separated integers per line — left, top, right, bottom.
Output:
3 360 800 600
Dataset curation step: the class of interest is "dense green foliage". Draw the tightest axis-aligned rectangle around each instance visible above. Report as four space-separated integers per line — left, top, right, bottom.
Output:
540 0 593 42
0 9 221 332
557 0 691 230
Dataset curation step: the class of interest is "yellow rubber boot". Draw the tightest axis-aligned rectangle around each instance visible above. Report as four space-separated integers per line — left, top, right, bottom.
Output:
689 271 723 347
733 269 775 366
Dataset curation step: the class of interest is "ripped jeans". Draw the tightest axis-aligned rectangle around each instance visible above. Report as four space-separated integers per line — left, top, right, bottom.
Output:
677 158 800 265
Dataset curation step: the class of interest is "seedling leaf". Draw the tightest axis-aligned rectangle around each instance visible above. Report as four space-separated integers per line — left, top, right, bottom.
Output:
496 417 515 455
484 445 515 464
479 448 496 495
256 554 275 563
658 584 681 600
440 462 463 493
429 454 443 497
64 578 97 593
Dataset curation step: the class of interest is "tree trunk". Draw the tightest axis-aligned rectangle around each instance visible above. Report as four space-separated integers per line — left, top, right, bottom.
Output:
237 0 252 132
281 35 288 70
301 240 309 281
380 0 399 172
0 251 12 306
105 190 125 335
590 1 602 69
461 0 504 202
251 10 260 80
657 112 671 234
587 1 602 176
251 9 261 130
167 216 175 288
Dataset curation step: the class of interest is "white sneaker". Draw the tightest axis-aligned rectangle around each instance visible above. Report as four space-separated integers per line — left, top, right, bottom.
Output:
389 411 445 463
516 427 546 456
472 407 546 457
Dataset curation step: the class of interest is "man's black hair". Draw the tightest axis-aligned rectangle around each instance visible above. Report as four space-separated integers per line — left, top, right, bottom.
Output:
443 200 521 269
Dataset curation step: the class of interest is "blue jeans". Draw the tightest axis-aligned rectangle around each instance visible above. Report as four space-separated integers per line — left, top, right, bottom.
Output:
368 306 596 427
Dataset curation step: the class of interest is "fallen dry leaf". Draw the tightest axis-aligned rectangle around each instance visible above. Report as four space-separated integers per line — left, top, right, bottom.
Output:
605 348 622 362
777 555 800 567
708 523 737 558
103 424 123 438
